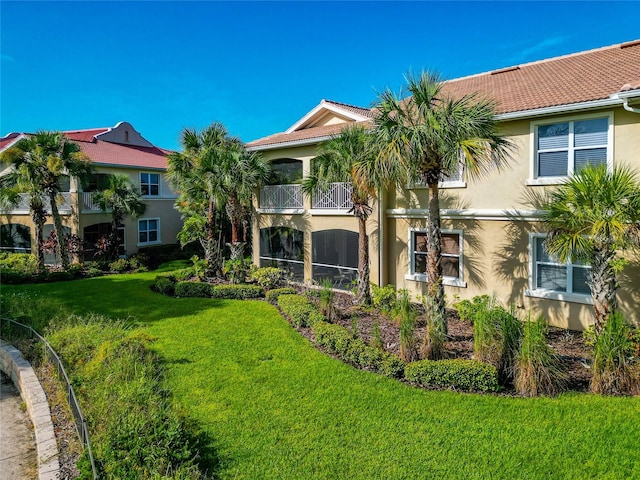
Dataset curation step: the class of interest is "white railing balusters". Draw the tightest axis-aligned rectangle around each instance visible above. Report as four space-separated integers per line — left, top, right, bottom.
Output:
260 184 303 209
312 182 352 209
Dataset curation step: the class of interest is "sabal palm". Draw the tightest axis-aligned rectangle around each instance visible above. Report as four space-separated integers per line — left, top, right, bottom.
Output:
94 173 146 260
303 124 402 305
541 164 640 334
167 123 235 273
0 151 48 270
374 71 513 328
1 131 93 269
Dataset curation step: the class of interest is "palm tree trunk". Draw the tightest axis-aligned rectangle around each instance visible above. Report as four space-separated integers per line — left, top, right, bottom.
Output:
110 216 121 261
32 207 46 271
356 214 372 306
589 246 618 335
49 192 70 269
226 196 245 259
427 181 446 334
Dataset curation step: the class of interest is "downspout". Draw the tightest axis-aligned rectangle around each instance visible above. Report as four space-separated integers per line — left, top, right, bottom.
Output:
378 187 384 287
611 91 640 114
621 97 640 114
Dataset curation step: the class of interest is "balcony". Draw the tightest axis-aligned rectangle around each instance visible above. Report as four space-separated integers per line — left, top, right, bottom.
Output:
312 182 353 211
81 192 104 212
0 193 72 215
259 184 303 212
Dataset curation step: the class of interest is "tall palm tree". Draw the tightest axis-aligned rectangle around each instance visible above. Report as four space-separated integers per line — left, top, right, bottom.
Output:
374 71 513 328
219 139 270 259
0 152 48 270
303 124 403 305
167 123 234 275
541 164 640 335
93 173 146 260
1 131 93 269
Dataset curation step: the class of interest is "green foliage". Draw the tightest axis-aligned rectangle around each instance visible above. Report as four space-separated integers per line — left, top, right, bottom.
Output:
265 287 297 303
405 359 500 392
173 267 196 282
473 300 522 382
0 252 40 273
222 257 255 284
211 284 264 300
396 289 417 362
313 320 405 378
371 321 384 351
0 291 70 332
191 255 208 280
319 278 338 322
85 267 104 278
421 294 447 360
174 281 212 298
371 284 397 314
47 317 203 479
277 294 324 327
591 313 639 395
153 276 176 296
453 295 492 323
515 316 566 397
108 258 129 272
249 267 284 289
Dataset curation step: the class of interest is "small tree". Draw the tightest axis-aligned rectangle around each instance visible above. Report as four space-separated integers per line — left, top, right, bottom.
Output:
94 173 146 260
541 164 640 335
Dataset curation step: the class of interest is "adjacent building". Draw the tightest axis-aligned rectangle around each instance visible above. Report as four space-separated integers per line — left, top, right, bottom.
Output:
247 40 640 330
0 121 181 260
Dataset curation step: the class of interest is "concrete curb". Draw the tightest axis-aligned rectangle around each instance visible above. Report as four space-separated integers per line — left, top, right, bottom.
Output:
0 340 60 480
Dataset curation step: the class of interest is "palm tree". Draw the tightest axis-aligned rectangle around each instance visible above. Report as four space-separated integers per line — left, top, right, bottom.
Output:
0 152 48 270
93 173 146 260
167 123 234 275
4 132 93 269
219 140 270 259
303 124 402 305
541 164 640 335
373 71 513 328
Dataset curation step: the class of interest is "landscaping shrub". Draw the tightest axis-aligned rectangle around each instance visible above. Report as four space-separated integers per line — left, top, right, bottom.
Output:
515 316 566 397
405 359 500 392
47 317 204 479
211 284 264 299
371 321 384 350
265 287 297 303
421 294 447 360
174 281 212 298
173 267 196 282
319 278 339 322
138 242 200 269
250 267 284 289
397 289 417 362
313 320 405 378
453 294 492 323
371 284 397 314
589 313 639 395
108 258 130 273
277 294 324 327
153 275 176 296
0 252 40 273
85 267 104 278
222 258 255 284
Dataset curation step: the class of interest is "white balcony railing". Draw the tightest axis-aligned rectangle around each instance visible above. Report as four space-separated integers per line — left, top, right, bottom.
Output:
0 193 72 215
259 184 303 210
81 192 103 212
312 182 353 210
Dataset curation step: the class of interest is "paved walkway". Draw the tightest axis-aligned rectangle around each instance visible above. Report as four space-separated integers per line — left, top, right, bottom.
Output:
0 373 37 480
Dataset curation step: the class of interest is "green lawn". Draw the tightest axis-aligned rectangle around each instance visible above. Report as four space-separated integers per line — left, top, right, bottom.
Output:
2 270 639 479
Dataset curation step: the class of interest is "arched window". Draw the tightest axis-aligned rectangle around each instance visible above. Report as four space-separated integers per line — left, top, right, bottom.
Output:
0 223 31 253
269 159 303 185
259 227 304 281
312 229 358 289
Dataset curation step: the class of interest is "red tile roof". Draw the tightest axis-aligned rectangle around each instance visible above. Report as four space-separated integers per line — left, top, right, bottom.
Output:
248 40 640 149
323 100 374 119
0 133 23 150
64 128 110 142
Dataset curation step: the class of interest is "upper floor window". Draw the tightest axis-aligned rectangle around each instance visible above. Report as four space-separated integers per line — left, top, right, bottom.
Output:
268 159 303 185
530 235 590 297
140 172 160 196
532 115 611 182
138 218 160 245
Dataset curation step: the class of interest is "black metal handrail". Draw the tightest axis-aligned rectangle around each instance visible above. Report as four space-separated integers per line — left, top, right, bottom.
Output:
1 317 98 479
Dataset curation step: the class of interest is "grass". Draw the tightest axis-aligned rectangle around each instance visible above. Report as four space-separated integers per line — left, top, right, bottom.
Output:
2 268 640 479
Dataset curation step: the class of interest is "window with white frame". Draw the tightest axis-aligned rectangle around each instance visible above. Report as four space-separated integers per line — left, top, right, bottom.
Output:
409 230 463 281
534 116 610 179
140 172 160 196
531 235 590 295
138 218 160 245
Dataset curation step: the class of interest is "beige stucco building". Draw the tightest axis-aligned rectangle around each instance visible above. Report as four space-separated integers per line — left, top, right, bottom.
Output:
0 122 182 260
247 40 640 330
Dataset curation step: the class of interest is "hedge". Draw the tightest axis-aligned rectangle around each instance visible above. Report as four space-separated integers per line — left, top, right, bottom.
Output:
174 281 212 298
404 359 500 392
313 320 405 378
277 294 325 327
265 287 297 303
210 284 264 299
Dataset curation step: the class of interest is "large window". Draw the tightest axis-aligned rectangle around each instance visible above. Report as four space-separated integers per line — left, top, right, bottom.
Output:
312 229 358 289
140 172 160 196
83 223 125 259
407 230 464 287
531 235 590 297
0 224 31 253
85 173 111 192
534 116 610 180
259 227 304 281
268 159 303 185
138 218 160 245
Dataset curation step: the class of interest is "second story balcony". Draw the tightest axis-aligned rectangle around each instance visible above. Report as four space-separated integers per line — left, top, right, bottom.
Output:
312 182 353 211
259 184 303 211
0 192 73 215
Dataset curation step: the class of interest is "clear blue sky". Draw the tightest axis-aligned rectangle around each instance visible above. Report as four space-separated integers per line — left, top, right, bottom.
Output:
1 1 639 150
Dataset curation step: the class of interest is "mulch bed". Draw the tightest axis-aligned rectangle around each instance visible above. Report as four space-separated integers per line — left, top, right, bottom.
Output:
293 288 592 393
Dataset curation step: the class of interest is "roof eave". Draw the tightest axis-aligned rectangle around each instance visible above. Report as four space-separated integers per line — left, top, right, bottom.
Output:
495 97 627 121
247 135 334 152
